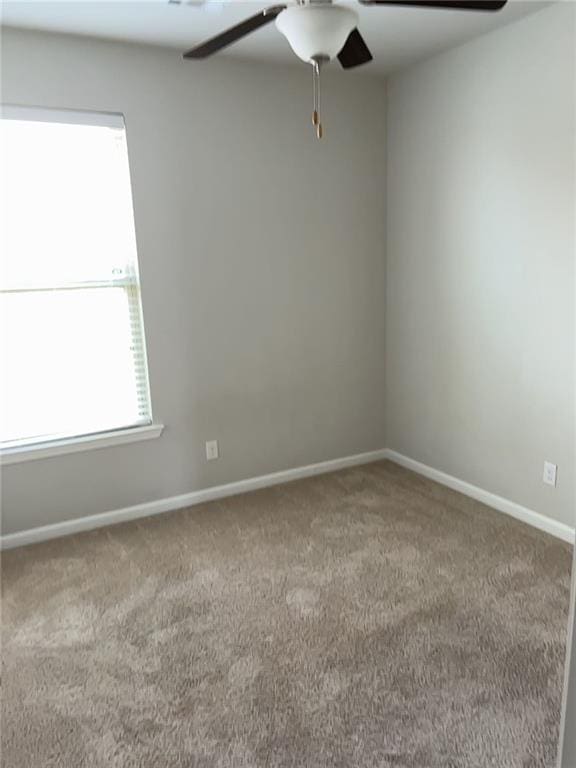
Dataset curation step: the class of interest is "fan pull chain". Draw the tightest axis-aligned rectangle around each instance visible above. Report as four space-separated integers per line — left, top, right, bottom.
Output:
312 63 318 129
311 60 323 139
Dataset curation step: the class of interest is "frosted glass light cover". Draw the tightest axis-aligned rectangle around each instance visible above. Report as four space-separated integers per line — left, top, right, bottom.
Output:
275 6 358 63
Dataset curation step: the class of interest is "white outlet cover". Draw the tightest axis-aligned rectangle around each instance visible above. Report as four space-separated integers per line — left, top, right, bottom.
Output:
206 440 219 461
543 461 557 487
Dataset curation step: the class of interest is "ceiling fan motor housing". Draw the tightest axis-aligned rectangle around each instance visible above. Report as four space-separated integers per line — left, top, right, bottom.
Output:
275 5 359 63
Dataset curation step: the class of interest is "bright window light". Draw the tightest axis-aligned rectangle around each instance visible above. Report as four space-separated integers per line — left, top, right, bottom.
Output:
0 106 153 449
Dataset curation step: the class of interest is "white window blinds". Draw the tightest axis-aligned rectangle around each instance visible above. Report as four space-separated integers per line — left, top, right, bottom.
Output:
0 106 153 448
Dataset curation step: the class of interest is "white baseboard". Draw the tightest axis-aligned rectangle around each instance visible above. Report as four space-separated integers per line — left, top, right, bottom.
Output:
3 448 574 550
0 448 389 550
383 449 575 545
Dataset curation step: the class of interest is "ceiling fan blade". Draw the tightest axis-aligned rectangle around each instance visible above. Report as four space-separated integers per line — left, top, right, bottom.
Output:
359 1 507 9
338 28 373 69
183 5 286 59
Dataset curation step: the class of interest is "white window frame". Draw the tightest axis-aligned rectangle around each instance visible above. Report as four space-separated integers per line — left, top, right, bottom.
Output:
0 104 163 465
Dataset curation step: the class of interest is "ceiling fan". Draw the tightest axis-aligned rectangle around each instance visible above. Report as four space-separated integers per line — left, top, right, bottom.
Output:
182 0 508 137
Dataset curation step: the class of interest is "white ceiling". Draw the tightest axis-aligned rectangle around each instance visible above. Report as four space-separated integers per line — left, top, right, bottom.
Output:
1 0 550 76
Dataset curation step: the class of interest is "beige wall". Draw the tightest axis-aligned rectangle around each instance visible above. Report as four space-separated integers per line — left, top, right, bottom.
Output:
385 3 575 528
2 5 575 538
0 28 387 535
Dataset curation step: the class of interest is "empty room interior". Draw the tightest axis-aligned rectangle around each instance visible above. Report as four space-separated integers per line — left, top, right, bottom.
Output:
1 0 575 765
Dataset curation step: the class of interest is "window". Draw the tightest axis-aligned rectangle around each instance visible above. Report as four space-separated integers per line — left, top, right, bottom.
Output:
1 106 158 459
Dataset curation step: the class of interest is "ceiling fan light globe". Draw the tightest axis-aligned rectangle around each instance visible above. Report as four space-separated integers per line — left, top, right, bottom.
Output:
275 5 359 63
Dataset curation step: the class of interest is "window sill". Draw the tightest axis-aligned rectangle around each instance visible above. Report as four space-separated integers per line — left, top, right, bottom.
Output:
0 423 164 466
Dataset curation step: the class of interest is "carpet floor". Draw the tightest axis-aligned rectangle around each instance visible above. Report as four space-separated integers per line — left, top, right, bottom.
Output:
2 460 573 767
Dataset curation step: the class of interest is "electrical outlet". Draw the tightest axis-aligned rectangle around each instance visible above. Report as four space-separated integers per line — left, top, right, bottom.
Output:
205 440 219 461
543 461 557 487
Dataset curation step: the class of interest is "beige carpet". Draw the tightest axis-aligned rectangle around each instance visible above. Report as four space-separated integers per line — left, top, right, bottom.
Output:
2 461 573 767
